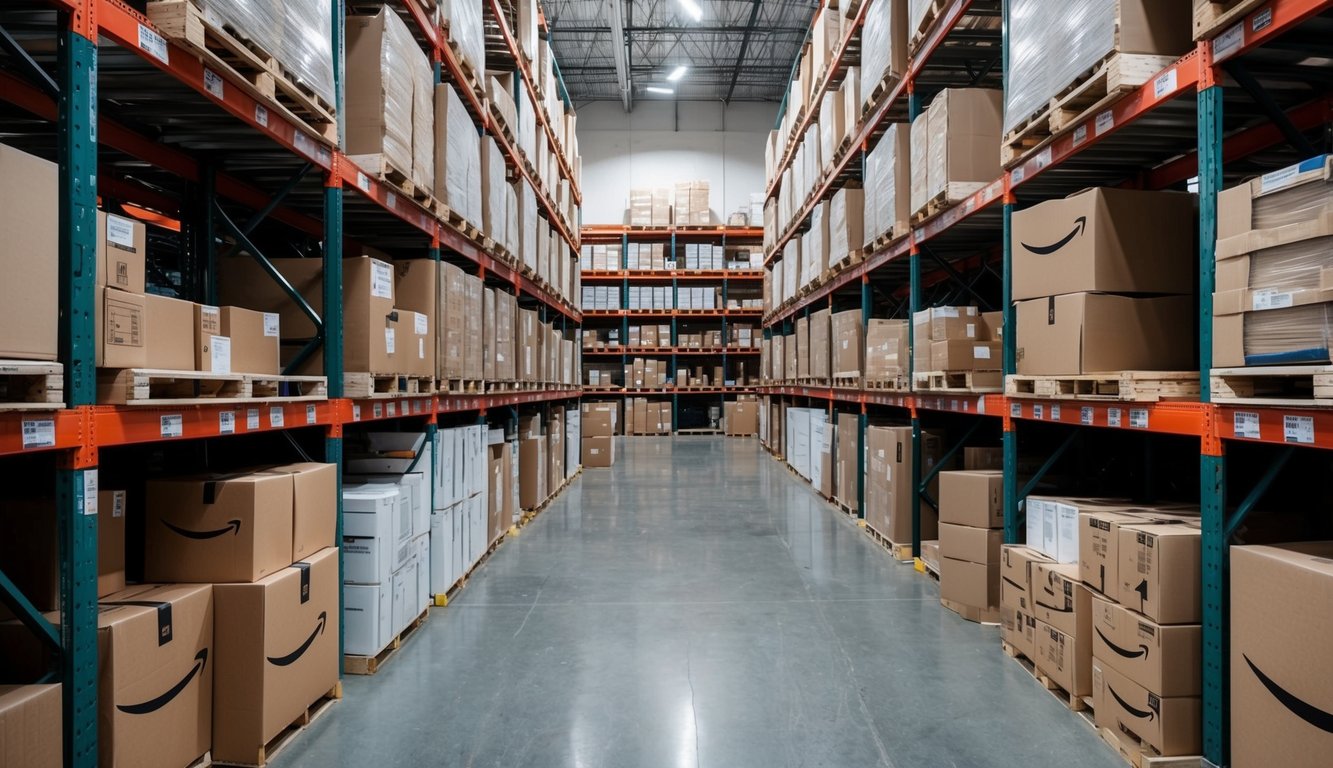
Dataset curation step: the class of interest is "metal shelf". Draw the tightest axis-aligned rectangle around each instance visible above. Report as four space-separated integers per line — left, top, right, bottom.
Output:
583 387 758 396
580 269 765 281
582 347 761 357
581 225 764 241
583 309 763 318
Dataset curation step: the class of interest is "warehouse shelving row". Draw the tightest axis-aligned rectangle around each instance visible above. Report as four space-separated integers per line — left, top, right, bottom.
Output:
759 1 1333 766
581 225 764 432
0 2 584 765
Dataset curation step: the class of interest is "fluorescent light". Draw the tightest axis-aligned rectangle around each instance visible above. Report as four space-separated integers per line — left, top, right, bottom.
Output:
645 86 675 95
667 65 688 82
679 0 703 21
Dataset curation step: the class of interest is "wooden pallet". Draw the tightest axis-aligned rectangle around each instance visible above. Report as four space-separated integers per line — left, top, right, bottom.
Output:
909 0 947 48
860 71 900 119
98 368 247 405
146 0 337 146
864 522 914 562
1194 0 1266 40
832 375 862 389
914 370 1003 393
441 378 485 394
677 427 723 435
1000 641 1088 712
864 376 910 392
0 360 63 411
1099 724 1203 768
1210 365 1333 406
343 607 430 676
346 153 429 203
912 182 989 223
245 374 328 400
211 682 341 767
1005 371 1200 402
343 372 435 398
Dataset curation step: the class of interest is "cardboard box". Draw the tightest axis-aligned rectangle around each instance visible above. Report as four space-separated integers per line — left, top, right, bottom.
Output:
0 492 127 616
939 523 1002 565
145 471 294 583
1012 189 1195 302
582 435 613 467
926 88 1002 202
1080 507 1180 598
1001 580 1037 660
940 555 999 612
98 584 213 768
865 319 908 382
1117 523 1200 624
1030 561 1090 637
1094 659 1201 757
938 470 1003 528
1000 544 1052 605
963 446 1003 470
98 211 147 294
1035 619 1092 697
864 425 943 545
1230 541 1333 767
1091 594 1200 697
0 684 61 768
263 463 337 561
519 437 545 506
141 294 195 371
220 306 280 374
97 287 147 369
0 144 58 361
929 340 1000 371
1015 293 1194 375
212 547 339 765
584 409 614 438
831 309 862 378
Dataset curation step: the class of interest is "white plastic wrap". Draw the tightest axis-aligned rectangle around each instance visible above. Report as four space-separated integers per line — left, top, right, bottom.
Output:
804 124 821 197
505 183 520 256
783 240 799 303
862 0 891 100
411 51 434 193
198 0 334 106
1241 305 1333 363
346 9 415 175
480 137 506 242
1252 174 1333 230
1248 238 1333 291
441 0 485 79
820 91 840 171
841 67 861 138
910 111 929 216
518 88 538 165
864 134 887 245
520 182 538 272
435 84 481 226
909 0 930 33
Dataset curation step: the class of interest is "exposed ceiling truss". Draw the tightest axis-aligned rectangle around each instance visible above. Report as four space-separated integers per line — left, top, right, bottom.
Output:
543 0 819 107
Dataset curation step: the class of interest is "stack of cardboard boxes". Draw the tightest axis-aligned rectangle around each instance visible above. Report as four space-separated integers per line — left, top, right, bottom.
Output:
911 306 1001 383
938 468 1005 622
910 88 1002 218
863 424 943 546
865 318 909 388
626 398 672 435
1212 156 1333 368
628 188 673 227
582 401 616 467
1011 188 1195 376
674 181 712 226
724 396 759 436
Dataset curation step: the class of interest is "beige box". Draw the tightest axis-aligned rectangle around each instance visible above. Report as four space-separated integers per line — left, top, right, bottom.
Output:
940 556 1000 614
221 306 280 375
394 259 437 378
0 684 61 768
1035 619 1092 698
1001 579 1037 660
1094 659 1201 757
0 144 58 361
1092 594 1200 697
1015 293 1193 375
193 303 228 373
344 9 416 175
926 88 1002 204
929 340 1000 371
831 309 863 378
938 470 1003 528
582 436 614 467
1117 523 1200 624
97 288 147 369
262 462 338 562
97 211 147 294
865 319 908 382
939 523 1002 565
1030 561 1090 638
1000 544 1052 608
142 294 196 371
809 308 831 379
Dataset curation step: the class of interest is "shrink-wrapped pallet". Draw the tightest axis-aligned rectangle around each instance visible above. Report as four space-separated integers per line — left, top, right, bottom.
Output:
860 0 908 110
480 137 506 243
440 0 485 79
434 84 482 226
346 9 417 176
910 111 930 217
926 89 1002 205
411 51 434 193
828 187 864 265
195 0 335 106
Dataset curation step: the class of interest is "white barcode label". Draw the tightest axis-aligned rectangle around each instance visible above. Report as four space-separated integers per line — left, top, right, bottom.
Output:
138 24 169 63
1130 409 1149 429
1051 404 1061 421
204 68 224 99
1072 124 1088 147
247 408 260 430
1081 406 1094 425
82 471 98 516
219 410 235 434
352 404 362 421
1108 408 1122 428
1095 110 1114 136
371 260 393 298
1034 404 1044 420
1233 411 1260 439
106 214 137 250
306 404 317 424
160 414 183 438
1012 166 1026 185
373 403 383 419
21 418 55 449
263 313 280 337
385 328 396 354
269 407 284 427
1213 22 1244 61
386 191 397 209
1011 402 1023 418
388 402 397 417
1284 414 1314 444
357 172 371 191
415 312 428 335
255 104 268 126
1154 69 1178 100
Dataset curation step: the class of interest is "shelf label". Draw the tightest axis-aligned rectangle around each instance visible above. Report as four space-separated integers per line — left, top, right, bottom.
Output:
1153 69 1178 101
255 103 268 127
137 24 170 64
387 402 397 417
306 405 317 424
1072 124 1088 147
83 471 98 516
1010 402 1023 418
386 191 397 209
1283 415 1314 444
219 410 235 434
203 68 224 99
352 404 362 421
21 418 55 449
160 414 183 438
373 403 383 419
1051 404 1061 421
1234 411 1260 439
1213 22 1244 61
951 399 959 411
247 408 260 430
370 261 393 298
1253 6 1273 33
357 172 371 192
1080 406 1094 426
977 397 986 414
1130 408 1149 429
269 407 284 428
1108 408 1122 428
1095 109 1114 136
1011 165 1026 185
1034 403 1044 420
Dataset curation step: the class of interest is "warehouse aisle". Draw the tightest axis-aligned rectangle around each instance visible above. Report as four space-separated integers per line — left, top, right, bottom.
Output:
279 437 1121 768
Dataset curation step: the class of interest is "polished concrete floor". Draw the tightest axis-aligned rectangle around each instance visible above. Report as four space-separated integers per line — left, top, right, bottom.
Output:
279 437 1123 768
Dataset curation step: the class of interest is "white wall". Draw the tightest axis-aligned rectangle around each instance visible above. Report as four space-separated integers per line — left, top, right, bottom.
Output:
576 101 778 225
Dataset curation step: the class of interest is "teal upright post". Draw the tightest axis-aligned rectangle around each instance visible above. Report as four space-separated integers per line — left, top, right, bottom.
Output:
56 11 100 765
1002 196 1021 544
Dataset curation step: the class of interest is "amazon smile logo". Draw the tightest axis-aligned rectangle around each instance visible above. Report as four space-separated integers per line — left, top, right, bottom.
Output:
162 518 241 540
116 649 208 715
1021 216 1087 255
1109 684 1155 722
1095 627 1149 660
1245 655 1333 734
267 612 327 667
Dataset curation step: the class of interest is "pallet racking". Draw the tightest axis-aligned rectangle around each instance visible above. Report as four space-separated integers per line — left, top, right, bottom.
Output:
581 225 764 431
758 2 1333 765
0 2 582 764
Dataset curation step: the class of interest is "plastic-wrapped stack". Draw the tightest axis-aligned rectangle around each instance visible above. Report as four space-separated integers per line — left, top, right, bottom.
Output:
434 84 481 226
411 54 434 194
910 112 930 216
345 9 418 177
440 0 485 79
783 241 800 304
198 0 335 107
926 89 1002 204
860 0 907 109
519 182 538 273
819 91 841 171
517 88 538 165
828 187 863 265
908 0 931 36
504 184 520 256
480 137 507 244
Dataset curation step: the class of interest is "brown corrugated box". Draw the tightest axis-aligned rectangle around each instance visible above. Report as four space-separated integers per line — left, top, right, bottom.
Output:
865 319 907 382
1031 561 1090 637
1091 594 1200 697
939 523 1002 565
1094 659 1201 757
98 583 213 768
263 462 337 562
140 294 196 371
97 287 147 369
0 144 58 361
1231 542 1333 768
809 308 831 379
98 211 147 294
1011 188 1195 301
929 340 1000 371
145 471 294 583
1035 619 1092 697
864 425 942 545
831 309 863 378
1000 544 1052 612
938 470 1003 528
221 306 281 375
582 436 614 467
519 437 545 507
0 684 61 768
483 287 496 381
940 556 1000 617
394 259 437 378
1117 523 1200 624
1001 579 1036 660
212 547 339 765
1015 293 1194 375
193 304 229 374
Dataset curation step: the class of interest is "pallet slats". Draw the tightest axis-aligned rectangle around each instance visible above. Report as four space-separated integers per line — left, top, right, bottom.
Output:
211 683 341 767
0 360 63 411
343 608 429 676
344 373 436 399
98 369 329 405
1210 365 1333 406
1193 0 1266 40
914 370 1003 394
1004 372 1199 403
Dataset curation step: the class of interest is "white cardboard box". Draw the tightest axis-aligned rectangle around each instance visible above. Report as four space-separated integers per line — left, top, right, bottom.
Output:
414 533 430 612
342 485 406 584
344 581 392 656
391 557 416 637
429 503 455 596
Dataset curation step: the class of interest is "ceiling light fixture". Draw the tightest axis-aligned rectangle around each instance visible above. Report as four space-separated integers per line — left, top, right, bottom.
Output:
667 66 688 82
679 0 703 22
645 86 675 95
